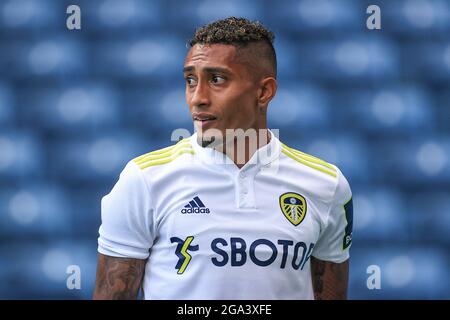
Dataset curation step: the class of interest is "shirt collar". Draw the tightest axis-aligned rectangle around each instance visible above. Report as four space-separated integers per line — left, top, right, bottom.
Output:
190 129 281 169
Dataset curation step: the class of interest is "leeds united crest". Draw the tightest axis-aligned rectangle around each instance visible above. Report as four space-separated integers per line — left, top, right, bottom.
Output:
279 192 307 226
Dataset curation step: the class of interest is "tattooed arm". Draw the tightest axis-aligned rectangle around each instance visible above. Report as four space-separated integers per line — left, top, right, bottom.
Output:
310 257 349 300
93 253 146 300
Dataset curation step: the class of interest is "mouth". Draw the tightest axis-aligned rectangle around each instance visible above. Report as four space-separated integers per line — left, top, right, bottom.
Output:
192 113 217 128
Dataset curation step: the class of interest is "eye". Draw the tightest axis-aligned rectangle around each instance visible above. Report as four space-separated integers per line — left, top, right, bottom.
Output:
211 75 226 84
185 76 197 87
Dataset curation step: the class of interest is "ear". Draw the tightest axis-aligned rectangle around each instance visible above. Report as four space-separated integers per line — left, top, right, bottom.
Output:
257 77 277 109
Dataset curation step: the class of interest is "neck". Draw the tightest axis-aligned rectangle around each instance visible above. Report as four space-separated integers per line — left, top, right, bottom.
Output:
215 128 271 169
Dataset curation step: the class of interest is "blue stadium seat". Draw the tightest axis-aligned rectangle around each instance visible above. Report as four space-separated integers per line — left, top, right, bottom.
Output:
382 0 450 36
121 86 163 130
350 245 449 299
69 186 104 235
49 132 159 182
283 133 371 184
91 35 187 79
0 130 44 180
265 0 361 32
18 83 121 132
372 136 450 185
0 82 14 126
122 85 194 134
89 0 162 30
290 36 399 81
408 192 450 244
4 38 88 79
0 0 59 30
272 36 302 79
402 41 450 82
0 0 449 300
0 240 97 299
351 188 410 241
269 82 331 131
437 91 450 132
334 85 436 134
188 0 262 26
0 184 72 236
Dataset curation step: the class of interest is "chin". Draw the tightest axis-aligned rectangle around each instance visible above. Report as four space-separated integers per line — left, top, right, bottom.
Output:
196 135 215 148
196 129 224 148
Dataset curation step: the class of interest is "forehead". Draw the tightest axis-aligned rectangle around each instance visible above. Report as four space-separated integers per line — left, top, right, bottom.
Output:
184 44 241 70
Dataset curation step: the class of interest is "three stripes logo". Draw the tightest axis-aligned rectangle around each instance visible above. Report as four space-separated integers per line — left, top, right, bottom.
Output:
181 196 210 214
170 236 198 274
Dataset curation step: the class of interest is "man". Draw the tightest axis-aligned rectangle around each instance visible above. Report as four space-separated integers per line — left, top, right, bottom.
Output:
93 17 353 300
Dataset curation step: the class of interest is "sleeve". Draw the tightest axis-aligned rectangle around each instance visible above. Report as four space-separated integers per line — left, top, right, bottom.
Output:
97 160 155 259
312 167 353 263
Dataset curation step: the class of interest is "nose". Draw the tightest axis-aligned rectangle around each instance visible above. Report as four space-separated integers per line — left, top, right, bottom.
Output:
189 81 210 108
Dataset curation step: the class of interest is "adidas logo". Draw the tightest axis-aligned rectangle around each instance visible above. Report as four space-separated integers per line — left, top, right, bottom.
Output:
181 196 210 214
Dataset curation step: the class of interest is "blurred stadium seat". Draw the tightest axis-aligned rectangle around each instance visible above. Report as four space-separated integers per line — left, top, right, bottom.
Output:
18 83 121 132
350 245 449 299
0 240 97 299
269 82 331 130
382 0 450 35
333 85 436 135
0 184 72 236
0 82 15 126
0 0 448 299
408 192 450 244
0 130 44 181
0 0 59 29
352 188 410 241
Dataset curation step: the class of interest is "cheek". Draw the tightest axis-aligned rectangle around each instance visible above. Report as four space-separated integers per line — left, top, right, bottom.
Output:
185 91 190 108
186 90 194 109
214 83 258 124
231 91 258 117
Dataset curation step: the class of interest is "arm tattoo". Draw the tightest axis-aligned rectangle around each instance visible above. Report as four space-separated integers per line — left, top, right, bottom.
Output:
93 254 146 300
311 257 349 300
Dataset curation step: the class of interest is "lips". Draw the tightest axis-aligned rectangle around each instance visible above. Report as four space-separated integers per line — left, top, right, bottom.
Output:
192 112 217 121
192 112 217 129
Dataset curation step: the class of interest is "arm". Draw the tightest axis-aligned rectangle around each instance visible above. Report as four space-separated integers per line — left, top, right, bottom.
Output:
93 253 146 300
310 257 349 300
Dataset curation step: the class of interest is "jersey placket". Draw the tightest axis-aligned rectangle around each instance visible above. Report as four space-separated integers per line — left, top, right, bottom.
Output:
235 166 258 209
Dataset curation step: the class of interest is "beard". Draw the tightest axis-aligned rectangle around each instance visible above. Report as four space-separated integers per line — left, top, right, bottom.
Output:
198 135 220 148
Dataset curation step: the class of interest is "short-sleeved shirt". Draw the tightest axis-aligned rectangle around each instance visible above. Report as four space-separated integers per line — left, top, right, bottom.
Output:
98 130 353 299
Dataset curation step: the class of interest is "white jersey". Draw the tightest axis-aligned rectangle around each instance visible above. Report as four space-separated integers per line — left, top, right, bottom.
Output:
98 131 353 300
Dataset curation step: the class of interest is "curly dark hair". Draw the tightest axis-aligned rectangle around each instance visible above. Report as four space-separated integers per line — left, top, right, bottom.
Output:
189 17 277 78
189 17 275 46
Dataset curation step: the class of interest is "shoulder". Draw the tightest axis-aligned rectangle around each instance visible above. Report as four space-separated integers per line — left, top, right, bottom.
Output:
280 142 338 179
109 138 196 202
280 142 351 204
131 137 195 171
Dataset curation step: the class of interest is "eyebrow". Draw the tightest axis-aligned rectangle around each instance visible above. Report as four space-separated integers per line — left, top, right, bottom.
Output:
182 66 232 75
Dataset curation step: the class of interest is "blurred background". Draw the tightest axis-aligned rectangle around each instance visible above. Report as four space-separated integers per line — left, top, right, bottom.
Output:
0 0 449 299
